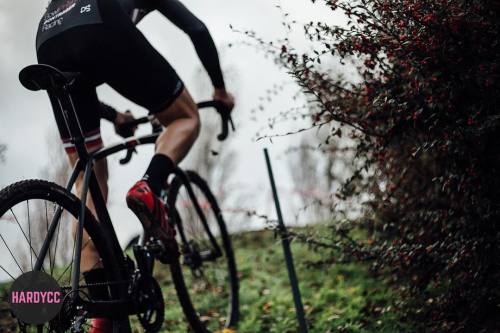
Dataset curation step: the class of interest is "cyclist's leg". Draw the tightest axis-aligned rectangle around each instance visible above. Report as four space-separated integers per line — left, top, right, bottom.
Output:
154 88 200 163
93 13 201 195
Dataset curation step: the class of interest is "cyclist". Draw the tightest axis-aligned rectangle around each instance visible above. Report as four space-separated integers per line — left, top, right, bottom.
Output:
100 0 232 123
35 0 233 331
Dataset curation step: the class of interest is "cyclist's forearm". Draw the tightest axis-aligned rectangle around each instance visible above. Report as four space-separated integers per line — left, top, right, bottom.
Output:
100 102 118 122
192 32 225 89
156 0 225 89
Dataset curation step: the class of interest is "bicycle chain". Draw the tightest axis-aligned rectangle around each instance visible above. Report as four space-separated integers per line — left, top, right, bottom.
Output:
60 279 130 291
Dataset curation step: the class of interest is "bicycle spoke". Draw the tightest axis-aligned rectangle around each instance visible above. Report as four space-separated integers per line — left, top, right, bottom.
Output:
57 223 94 286
27 201 33 271
0 233 24 275
56 261 72 285
61 237 93 286
10 208 41 267
0 264 16 281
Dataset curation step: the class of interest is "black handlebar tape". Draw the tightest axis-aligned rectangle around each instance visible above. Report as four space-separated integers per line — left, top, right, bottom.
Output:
197 101 233 141
218 113 230 141
197 100 225 109
123 116 151 128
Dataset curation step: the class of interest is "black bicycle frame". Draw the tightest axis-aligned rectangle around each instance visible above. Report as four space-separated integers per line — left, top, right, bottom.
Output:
33 85 126 301
33 82 222 303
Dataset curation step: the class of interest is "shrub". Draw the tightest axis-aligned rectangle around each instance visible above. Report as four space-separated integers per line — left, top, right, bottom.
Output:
258 0 500 331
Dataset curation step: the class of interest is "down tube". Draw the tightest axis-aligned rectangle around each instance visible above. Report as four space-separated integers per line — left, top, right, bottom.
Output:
33 159 86 272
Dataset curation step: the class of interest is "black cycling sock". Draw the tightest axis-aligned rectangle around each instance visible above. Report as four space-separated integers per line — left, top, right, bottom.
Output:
143 154 175 196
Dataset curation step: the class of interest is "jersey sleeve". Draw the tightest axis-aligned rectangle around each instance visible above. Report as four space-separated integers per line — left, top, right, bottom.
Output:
155 0 225 89
100 102 118 122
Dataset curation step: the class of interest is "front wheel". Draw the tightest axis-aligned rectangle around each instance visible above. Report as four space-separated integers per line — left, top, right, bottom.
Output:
166 171 239 332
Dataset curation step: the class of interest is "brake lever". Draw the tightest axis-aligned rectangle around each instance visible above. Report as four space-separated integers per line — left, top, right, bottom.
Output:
214 102 234 141
229 116 236 132
119 147 137 165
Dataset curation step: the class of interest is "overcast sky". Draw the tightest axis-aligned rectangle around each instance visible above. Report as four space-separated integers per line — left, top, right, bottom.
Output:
0 0 345 246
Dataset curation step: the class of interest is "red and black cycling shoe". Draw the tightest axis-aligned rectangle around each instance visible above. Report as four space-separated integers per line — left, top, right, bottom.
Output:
88 318 112 333
126 180 178 263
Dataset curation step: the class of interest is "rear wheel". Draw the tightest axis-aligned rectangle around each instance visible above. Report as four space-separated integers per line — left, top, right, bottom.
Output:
166 171 239 332
0 180 126 332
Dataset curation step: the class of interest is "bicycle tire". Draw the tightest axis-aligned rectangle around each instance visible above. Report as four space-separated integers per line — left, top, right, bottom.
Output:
166 171 239 332
0 180 127 332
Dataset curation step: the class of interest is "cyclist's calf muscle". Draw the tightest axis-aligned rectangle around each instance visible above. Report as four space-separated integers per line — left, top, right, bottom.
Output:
155 88 200 164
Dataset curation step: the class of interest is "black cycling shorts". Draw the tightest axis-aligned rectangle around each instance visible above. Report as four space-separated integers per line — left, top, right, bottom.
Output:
36 0 184 152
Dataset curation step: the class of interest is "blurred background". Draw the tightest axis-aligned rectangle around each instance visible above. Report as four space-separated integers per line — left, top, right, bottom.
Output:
0 0 344 246
3 1 496 331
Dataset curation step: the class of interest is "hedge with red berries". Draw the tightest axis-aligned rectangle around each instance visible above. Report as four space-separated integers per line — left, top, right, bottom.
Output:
266 0 500 330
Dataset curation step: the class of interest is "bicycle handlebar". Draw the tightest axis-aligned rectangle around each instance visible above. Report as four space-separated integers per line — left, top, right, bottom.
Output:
119 101 234 139
118 100 235 165
119 147 136 165
197 100 235 141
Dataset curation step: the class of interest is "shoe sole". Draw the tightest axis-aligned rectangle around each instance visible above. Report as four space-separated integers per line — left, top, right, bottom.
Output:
126 196 178 263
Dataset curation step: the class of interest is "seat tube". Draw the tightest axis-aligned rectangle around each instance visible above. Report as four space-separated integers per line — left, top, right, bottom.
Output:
71 160 93 296
52 86 89 159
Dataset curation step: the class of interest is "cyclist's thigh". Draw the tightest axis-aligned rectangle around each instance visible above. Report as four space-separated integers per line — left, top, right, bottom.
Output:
90 12 185 115
155 88 198 127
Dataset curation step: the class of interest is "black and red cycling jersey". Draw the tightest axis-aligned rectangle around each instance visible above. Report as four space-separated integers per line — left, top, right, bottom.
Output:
36 0 102 50
36 0 185 151
37 0 225 89
119 0 225 89
35 0 226 151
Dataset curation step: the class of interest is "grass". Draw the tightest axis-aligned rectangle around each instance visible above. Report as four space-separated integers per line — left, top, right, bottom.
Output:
136 227 409 333
1 227 410 332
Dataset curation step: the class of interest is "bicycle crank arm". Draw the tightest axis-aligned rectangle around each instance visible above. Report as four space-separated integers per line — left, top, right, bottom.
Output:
80 299 136 319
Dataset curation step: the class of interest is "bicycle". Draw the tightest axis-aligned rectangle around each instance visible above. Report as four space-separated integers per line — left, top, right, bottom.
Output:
0 64 239 332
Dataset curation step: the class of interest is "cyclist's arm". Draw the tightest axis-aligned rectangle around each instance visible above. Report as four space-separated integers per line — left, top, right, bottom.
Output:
101 102 118 122
116 0 153 24
100 102 137 137
155 0 225 89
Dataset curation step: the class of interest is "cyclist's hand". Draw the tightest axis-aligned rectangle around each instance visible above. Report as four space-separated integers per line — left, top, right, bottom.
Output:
213 88 235 111
114 111 137 138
